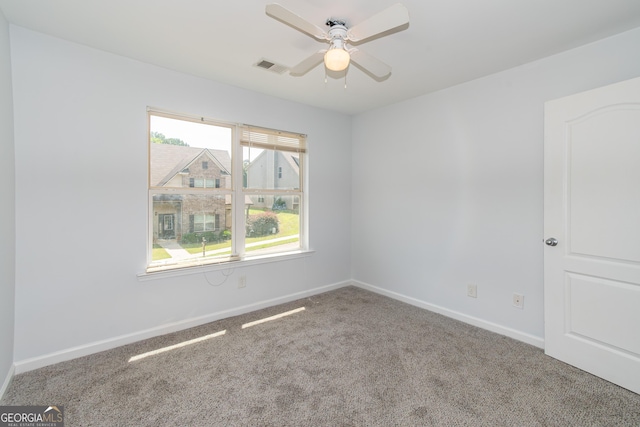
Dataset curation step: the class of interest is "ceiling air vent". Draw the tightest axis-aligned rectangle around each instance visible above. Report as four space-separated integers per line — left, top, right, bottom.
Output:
255 59 289 74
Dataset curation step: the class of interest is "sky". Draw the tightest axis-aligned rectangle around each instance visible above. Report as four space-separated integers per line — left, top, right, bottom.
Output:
150 115 232 152
150 114 263 161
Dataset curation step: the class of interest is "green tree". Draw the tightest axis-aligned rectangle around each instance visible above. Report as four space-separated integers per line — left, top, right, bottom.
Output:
150 131 189 147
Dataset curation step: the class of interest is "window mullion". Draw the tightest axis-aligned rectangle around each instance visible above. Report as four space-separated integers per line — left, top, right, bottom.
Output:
232 125 246 257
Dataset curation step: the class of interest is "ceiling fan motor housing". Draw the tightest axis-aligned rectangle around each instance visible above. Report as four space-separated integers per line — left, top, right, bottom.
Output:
327 25 348 49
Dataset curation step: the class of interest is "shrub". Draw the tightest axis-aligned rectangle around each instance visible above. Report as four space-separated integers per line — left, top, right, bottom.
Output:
181 231 218 244
246 211 279 236
272 197 287 210
181 232 199 244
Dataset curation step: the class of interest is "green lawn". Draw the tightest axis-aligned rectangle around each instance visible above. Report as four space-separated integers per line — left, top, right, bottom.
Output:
183 240 231 255
246 237 299 252
152 244 171 261
182 209 299 255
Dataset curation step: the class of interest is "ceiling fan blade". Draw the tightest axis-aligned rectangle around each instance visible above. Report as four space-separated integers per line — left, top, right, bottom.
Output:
347 3 409 43
290 51 326 76
266 3 328 40
349 49 392 79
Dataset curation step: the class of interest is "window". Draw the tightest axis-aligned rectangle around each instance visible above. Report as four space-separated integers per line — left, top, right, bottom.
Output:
163 215 174 231
147 110 306 273
192 213 216 232
190 178 220 188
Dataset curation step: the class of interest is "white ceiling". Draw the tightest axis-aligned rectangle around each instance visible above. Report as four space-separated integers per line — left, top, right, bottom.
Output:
2 0 640 115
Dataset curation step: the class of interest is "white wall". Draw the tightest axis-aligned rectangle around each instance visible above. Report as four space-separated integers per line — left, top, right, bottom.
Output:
11 26 352 366
351 27 640 343
0 10 16 395
10 19 640 370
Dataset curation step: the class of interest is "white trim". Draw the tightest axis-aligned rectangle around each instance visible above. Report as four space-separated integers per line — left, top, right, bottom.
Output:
0 364 15 400
232 123 244 257
14 279 349 374
352 280 545 349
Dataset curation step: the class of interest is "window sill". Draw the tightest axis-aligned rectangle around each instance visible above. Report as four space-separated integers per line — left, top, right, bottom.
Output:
137 249 315 282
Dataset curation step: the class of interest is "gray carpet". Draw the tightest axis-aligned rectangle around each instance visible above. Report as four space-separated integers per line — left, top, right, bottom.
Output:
2 286 639 426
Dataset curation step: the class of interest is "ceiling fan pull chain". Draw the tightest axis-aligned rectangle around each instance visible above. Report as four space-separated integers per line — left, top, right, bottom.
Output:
344 73 348 89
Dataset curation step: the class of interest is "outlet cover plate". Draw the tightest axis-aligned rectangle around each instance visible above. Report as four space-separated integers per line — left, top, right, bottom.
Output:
513 293 524 309
467 284 477 298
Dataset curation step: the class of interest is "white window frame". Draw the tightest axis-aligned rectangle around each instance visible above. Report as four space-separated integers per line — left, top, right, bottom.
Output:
142 109 309 278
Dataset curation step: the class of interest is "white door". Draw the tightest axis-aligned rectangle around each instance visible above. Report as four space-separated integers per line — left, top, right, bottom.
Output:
544 76 640 394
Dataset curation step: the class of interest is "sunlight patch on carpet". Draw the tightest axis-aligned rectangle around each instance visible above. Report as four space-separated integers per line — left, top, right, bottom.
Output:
128 330 227 362
242 307 306 329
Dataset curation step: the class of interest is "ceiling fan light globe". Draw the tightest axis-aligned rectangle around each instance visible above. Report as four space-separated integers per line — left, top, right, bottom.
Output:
324 48 350 72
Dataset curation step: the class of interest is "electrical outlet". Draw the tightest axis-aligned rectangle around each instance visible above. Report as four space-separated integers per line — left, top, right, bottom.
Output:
467 284 477 298
238 275 246 288
513 293 524 309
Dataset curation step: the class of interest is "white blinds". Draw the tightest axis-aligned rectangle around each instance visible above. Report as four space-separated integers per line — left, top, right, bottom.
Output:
240 125 306 153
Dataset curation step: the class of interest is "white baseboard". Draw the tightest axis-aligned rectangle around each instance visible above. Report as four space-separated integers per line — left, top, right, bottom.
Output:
14 280 351 374
0 363 15 400
352 280 545 349
13 279 543 374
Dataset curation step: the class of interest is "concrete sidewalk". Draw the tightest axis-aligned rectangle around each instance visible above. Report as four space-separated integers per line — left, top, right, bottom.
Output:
156 239 192 260
157 234 300 260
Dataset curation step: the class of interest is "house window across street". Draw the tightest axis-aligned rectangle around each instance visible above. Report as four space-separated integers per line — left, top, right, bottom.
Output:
147 110 306 273
192 213 216 232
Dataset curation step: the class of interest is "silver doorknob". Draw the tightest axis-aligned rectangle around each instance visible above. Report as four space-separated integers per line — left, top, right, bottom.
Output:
545 238 558 246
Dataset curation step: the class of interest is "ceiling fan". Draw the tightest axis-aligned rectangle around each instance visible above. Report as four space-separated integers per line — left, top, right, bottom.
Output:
265 3 409 80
